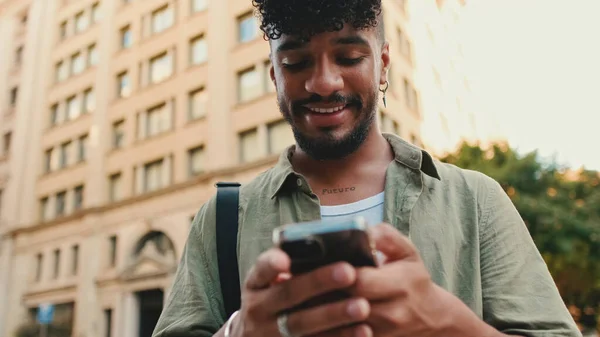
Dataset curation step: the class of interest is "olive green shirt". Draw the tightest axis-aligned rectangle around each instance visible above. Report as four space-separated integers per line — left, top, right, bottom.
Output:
153 133 580 337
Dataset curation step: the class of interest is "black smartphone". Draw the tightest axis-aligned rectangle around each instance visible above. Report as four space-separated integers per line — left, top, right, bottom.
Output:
273 216 378 274
272 216 378 309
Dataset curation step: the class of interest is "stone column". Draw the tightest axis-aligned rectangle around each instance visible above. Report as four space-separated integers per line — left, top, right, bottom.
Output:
205 0 233 170
257 124 268 159
135 164 144 195
162 155 172 187
122 292 140 337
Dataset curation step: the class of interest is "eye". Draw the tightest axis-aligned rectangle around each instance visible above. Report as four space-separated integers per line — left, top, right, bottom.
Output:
282 60 309 71
338 56 365 66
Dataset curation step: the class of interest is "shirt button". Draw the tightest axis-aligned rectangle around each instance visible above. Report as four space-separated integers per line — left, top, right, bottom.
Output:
296 178 303 187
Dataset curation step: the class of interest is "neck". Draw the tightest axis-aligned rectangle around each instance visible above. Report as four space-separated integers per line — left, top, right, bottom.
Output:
291 128 394 183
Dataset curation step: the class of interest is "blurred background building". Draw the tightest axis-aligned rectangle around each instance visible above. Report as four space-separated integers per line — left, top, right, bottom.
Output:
0 0 476 336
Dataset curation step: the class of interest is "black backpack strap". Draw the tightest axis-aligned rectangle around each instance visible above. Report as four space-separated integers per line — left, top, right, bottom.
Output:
215 182 242 318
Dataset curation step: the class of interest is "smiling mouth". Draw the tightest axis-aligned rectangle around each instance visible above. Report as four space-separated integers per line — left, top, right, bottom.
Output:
304 105 347 114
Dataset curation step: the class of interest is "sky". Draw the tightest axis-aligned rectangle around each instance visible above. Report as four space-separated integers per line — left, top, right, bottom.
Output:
459 0 600 170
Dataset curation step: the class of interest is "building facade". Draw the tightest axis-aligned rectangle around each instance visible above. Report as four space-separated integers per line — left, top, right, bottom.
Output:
0 0 463 336
410 0 481 157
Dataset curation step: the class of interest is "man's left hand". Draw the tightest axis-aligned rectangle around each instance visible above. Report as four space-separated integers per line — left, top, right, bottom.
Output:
349 223 500 337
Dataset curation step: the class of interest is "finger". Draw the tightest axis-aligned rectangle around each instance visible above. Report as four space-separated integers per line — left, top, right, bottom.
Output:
266 262 357 313
244 248 290 290
369 223 418 261
352 262 426 300
286 297 370 337
272 272 292 285
305 324 373 337
365 300 403 335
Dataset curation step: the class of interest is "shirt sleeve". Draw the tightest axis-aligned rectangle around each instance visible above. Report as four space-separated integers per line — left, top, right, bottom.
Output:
478 175 582 337
152 195 226 337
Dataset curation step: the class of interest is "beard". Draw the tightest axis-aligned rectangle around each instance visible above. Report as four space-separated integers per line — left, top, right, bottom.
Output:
278 89 378 161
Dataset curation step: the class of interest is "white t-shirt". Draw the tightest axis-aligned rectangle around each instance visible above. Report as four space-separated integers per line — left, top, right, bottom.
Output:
319 192 385 226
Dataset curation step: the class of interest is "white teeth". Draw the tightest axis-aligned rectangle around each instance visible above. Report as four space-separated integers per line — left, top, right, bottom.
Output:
308 106 345 114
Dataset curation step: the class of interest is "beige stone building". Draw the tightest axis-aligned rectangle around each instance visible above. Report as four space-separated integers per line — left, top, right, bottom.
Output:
0 0 470 336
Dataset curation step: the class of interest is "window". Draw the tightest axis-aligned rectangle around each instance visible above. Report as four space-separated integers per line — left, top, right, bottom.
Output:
380 113 391 133
44 149 53 173
40 197 49 221
59 21 68 40
238 12 257 43
146 103 172 137
108 173 122 202
59 141 71 168
403 78 418 110
50 104 60 126
238 67 260 103
73 185 84 211
3 132 11 155
35 253 43 281
56 61 68 82
55 191 67 217
71 52 85 75
53 249 60 279
188 88 207 120
75 11 89 33
120 25 132 49
117 72 131 98
109 235 117 267
71 245 79 275
144 159 164 192
190 35 207 65
77 134 88 162
397 28 412 62
188 146 205 177
66 95 81 120
239 128 260 163
393 120 401 136
104 309 113 337
10 87 18 106
149 52 173 84
433 67 442 89
191 0 208 12
112 120 125 148
264 60 275 93
83 88 95 113
15 46 23 66
151 6 174 34
267 120 294 155
91 3 101 23
398 0 407 14
88 44 98 66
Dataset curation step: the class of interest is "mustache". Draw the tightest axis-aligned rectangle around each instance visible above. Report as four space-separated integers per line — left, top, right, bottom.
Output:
291 93 363 111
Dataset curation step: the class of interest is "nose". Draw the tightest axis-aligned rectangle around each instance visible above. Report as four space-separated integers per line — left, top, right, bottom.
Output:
304 57 344 98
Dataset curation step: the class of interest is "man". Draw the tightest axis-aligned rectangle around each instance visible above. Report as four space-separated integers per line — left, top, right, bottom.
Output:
153 0 581 336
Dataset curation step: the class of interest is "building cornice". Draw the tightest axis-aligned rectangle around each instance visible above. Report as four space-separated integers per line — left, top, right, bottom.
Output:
4 155 279 238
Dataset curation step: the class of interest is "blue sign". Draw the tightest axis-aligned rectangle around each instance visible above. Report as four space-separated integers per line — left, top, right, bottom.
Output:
37 303 54 324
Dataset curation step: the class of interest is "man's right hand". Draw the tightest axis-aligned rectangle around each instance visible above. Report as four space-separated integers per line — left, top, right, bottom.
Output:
229 248 372 337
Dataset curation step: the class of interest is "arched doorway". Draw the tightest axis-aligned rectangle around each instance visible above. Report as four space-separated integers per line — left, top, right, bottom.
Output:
119 231 177 337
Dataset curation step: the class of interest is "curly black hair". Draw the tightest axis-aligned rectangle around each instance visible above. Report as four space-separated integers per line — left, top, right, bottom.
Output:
251 0 384 42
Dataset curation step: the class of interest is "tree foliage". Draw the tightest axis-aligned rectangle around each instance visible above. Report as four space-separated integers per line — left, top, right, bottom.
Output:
440 141 600 330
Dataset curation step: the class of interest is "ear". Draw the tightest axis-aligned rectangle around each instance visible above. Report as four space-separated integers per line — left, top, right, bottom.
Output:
269 54 277 88
379 42 391 85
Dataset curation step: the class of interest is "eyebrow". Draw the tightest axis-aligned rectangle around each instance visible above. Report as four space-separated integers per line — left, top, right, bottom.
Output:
276 35 370 53
333 35 370 47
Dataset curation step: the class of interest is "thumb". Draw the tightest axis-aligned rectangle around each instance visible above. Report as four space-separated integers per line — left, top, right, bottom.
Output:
369 223 418 262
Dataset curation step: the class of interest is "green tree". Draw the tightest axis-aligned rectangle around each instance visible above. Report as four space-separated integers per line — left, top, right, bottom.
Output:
440 141 600 331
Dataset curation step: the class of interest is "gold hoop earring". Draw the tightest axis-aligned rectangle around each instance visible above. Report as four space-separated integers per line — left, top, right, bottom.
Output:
379 81 389 108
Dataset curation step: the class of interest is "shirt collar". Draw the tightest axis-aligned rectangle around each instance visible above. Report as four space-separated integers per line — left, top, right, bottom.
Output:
268 132 441 199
